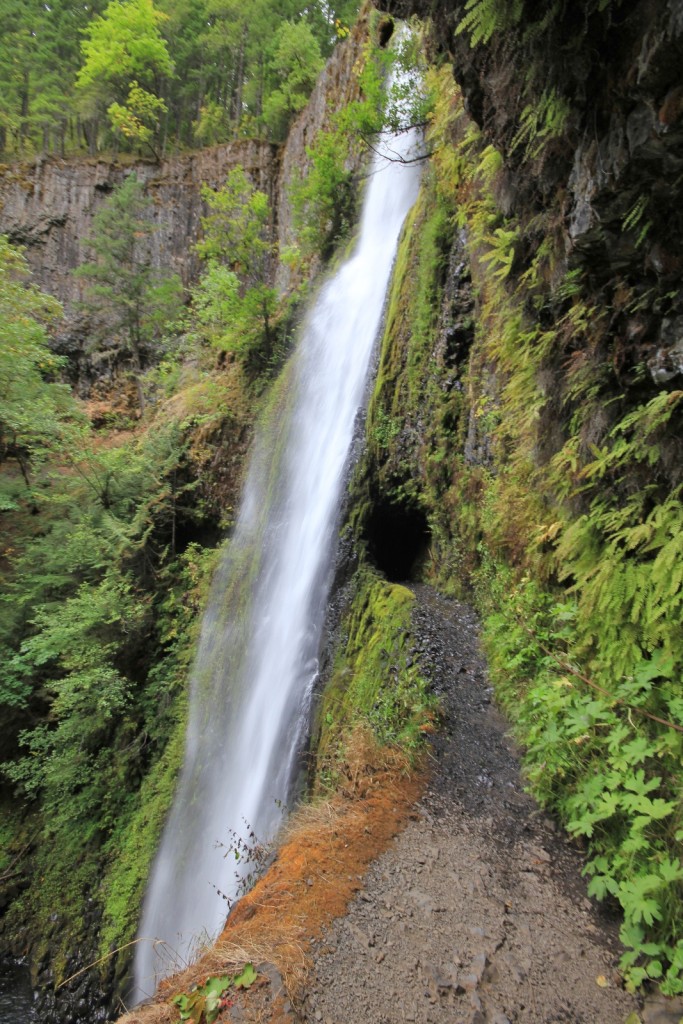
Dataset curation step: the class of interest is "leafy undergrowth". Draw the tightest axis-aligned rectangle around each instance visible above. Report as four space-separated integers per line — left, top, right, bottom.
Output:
172 963 257 1024
116 729 424 1024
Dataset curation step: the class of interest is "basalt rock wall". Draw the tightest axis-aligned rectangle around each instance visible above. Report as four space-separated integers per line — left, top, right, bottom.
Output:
0 141 279 305
383 0 683 398
0 13 369 367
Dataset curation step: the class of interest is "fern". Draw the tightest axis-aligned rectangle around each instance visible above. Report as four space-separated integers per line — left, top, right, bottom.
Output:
455 0 524 47
510 88 570 160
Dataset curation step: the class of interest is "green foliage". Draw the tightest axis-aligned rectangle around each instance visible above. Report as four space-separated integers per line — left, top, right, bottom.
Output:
479 563 683 994
417 66 683 991
99 540 220 955
193 167 278 362
622 193 652 248
76 173 183 411
0 236 75 492
77 0 173 93
108 79 168 152
261 20 324 140
0 389 215 972
356 168 461 585
455 0 524 47
192 100 230 146
76 0 173 151
4 573 148 825
289 31 430 263
510 87 570 161
0 0 360 157
196 168 271 277
0 0 97 155
289 127 356 261
361 63 683 994
173 964 257 1024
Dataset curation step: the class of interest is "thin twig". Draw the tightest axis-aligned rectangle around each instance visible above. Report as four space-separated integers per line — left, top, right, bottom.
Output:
56 937 178 990
0 839 33 884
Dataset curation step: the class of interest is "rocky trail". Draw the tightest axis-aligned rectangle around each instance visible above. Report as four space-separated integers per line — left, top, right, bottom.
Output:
129 587 683 1024
295 587 679 1024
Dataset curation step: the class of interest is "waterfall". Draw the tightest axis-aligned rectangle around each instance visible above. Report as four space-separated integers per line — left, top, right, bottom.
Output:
132 68 422 1005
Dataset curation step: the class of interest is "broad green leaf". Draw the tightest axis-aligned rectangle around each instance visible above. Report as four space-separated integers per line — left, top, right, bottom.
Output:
233 962 257 989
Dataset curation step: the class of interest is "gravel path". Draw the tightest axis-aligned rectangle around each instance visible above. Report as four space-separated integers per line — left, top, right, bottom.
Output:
297 587 663 1024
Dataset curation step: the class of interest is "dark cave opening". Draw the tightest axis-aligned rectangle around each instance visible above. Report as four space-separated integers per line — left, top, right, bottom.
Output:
365 498 431 582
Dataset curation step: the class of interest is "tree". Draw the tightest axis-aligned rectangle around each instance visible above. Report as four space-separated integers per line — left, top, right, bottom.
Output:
0 0 363 157
76 173 183 412
193 167 278 360
261 20 324 139
76 0 173 154
0 236 74 496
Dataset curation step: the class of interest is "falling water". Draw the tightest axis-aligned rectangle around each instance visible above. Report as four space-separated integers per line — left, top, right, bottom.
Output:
132 70 422 1005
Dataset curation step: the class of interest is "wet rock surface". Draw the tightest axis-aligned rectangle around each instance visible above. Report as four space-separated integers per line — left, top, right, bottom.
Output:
298 587 647 1024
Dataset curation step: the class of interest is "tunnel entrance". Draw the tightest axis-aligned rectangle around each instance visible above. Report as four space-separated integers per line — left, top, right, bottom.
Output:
365 497 431 582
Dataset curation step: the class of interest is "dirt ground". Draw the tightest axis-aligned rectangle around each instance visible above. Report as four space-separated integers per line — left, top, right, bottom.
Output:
120 587 683 1024
296 587 644 1024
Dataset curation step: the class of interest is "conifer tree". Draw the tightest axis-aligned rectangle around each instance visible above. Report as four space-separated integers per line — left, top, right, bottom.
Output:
76 173 182 412
193 166 277 360
0 236 72 494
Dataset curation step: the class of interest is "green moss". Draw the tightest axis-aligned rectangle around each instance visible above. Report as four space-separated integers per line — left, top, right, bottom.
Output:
315 566 437 779
99 722 186 968
368 184 451 449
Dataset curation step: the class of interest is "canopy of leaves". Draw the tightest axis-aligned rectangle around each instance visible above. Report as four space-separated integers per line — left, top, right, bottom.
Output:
77 0 173 100
192 167 278 359
261 20 324 140
0 0 360 157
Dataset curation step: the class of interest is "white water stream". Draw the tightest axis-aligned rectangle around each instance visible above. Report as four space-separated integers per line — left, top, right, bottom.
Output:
133 82 422 1004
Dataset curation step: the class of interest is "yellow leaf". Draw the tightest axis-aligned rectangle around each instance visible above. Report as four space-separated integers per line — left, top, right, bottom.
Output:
596 975 609 988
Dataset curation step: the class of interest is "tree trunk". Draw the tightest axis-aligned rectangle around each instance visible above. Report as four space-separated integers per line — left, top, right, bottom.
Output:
129 327 146 415
19 68 30 148
83 118 98 156
233 36 246 125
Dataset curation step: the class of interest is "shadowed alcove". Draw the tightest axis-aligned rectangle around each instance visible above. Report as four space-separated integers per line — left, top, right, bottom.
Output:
364 496 431 581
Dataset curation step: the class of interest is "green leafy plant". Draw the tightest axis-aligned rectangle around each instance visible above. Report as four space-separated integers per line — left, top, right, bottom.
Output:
289 31 431 263
378 64 683 995
173 964 257 1024
455 0 524 47
193 167 279 366
510 87 570 161
316 566 438 775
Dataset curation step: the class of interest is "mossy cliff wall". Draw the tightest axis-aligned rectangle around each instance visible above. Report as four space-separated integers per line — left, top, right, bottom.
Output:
335 0 683 993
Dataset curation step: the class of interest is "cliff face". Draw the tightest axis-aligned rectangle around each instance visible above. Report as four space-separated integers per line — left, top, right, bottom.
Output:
0 142 279 390
385 0 683 396
345 0 683 993
0 141 279 304
0 14 368 341
275 9 368 290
